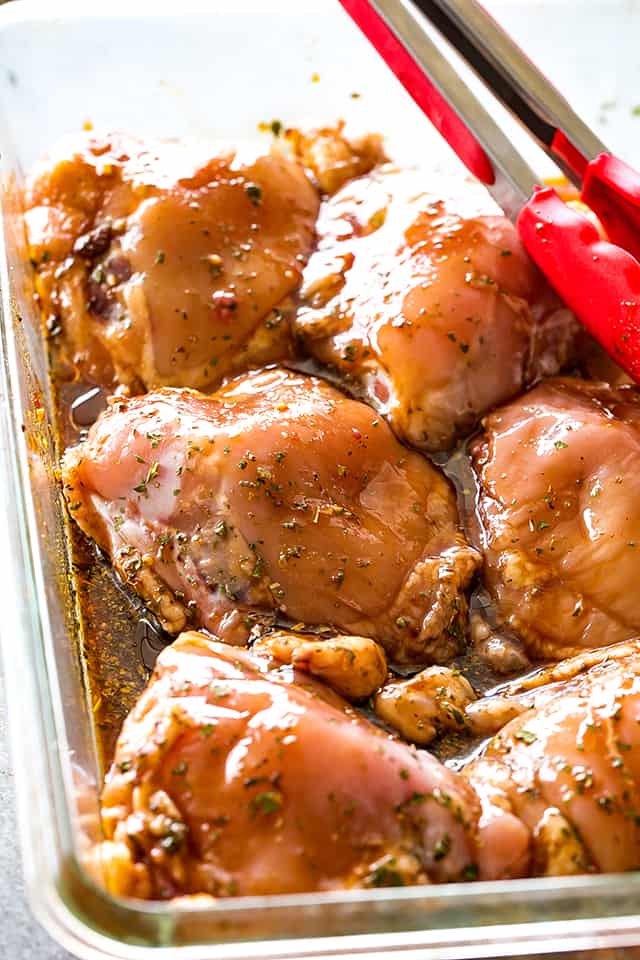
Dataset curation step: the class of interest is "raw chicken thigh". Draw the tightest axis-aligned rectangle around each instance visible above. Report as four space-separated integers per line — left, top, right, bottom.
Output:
466 644 640 878
24 132 319 390
99 633 482 898
294 166 575 451
470 377 640 659
62 367 480 662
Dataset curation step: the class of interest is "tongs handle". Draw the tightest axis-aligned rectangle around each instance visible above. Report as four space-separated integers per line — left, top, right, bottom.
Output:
339 0 494 184
414 0 605 185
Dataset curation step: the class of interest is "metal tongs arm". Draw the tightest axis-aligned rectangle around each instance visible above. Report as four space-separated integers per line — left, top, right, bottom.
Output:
338 0 640 383
340 0 537 218
412 0 605 185
413 0 640 263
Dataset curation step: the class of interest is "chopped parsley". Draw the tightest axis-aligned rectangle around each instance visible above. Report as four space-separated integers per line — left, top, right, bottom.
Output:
433 834 451 861
245 183 262 206
514 729 537 744
250 790 282 815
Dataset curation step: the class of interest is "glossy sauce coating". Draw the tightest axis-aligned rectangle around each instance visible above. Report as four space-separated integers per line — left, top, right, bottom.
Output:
295 166 575 451
33 129 640 899
470 377 640 659
61 367 480 662
99 633 481 897
24 132 319 390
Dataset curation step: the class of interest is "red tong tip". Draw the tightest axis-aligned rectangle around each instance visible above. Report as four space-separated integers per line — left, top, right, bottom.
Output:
518 187 640 381
582 153 640 264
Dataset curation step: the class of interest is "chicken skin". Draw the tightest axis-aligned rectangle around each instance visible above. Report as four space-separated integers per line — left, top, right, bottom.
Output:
470 377 640 660
294 166 575 451
24 133 319 390
61 368 480 662
98 632 483 898
465 646 640 879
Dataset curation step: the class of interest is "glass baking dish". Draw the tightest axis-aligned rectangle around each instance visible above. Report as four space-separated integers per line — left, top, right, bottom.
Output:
3 1 640 956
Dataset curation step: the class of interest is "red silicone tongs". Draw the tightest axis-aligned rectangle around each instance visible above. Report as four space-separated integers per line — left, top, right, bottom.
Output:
338 0 640 381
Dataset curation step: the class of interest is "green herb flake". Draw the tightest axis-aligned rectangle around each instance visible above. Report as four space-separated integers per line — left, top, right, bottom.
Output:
250 790 282 815
147 460 160 482
408 792 427 805
514 729 537 744
366 863 405 887
245 182 262 206
433 834 451 862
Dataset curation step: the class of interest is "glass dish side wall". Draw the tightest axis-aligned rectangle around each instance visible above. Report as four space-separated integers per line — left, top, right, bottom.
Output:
0 90 105 894
2 3 640 957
